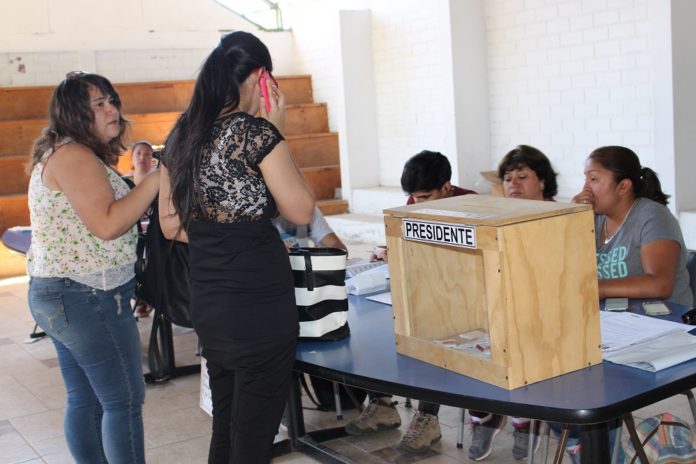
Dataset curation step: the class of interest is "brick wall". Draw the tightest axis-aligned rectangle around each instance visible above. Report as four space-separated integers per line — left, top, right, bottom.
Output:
370 0 457 187
286 0 458 188
484 0 654 199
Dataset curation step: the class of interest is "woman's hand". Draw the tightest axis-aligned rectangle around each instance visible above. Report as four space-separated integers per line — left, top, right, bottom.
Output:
44 143 159 240
259 78 285 134
369 246 388 263
572 188 594 205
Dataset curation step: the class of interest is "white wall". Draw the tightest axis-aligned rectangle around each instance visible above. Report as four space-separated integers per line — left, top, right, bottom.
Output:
484 0 657 200
449 0 491 190
287 0 677 203
369 0 460 187
284 0 469 198
337 10 380 201
670 0 696 213
0 0 295 86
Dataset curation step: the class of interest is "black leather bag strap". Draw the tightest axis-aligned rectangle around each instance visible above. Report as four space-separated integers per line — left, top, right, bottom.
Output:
302 250 314 291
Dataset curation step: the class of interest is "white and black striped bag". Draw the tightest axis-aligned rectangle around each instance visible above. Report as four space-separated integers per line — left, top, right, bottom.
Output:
289 248 349 340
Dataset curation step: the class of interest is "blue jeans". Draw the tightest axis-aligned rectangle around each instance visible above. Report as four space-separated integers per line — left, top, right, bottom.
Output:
28 277 145 464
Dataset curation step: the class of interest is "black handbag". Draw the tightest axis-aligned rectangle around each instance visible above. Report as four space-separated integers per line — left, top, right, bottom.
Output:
135 198 192 328
289 247 349 340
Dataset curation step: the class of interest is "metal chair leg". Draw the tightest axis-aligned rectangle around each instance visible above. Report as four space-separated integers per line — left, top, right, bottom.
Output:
611 421 623 464
25 323 46 343
540 421 550 464
457 408 467 448
682 389 696 424
623 413 650 464
332 381 343 420
553 424 570 464
527 419 538 463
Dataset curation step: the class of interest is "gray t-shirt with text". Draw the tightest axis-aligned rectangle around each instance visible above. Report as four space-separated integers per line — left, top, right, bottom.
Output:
595 197 692 306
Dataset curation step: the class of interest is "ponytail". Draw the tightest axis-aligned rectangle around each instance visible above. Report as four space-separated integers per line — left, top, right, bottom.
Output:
639 167 670 206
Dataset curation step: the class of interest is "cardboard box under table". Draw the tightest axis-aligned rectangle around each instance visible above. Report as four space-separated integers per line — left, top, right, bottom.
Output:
383 195 602 390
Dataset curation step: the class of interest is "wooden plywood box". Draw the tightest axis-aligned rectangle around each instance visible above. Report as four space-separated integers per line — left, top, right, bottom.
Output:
384 195 602 389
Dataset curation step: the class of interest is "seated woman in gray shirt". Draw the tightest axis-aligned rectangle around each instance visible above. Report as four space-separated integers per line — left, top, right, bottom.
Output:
573 145 692 307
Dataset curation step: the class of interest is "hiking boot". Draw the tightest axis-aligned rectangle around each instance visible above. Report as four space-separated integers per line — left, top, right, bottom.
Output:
511 421 540 460
396 411 442 454
468 414 506 461
344 398 401 435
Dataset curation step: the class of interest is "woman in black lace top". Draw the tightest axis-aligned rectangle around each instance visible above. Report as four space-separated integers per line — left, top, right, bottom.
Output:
159 32 315 463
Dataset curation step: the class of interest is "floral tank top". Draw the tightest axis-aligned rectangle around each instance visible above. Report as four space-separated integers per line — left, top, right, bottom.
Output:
27 139 137 290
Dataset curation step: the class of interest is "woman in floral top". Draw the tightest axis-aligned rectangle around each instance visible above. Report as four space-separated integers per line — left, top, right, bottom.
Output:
160 32 314 463
27 72 159 464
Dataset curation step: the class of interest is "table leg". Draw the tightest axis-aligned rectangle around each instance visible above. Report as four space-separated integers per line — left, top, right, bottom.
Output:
579 422 611 464
286 371 306 445
275 371 355 463
143 313 200 383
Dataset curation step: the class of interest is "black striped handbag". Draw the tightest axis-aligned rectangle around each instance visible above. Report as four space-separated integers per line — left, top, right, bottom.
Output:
289 247 350 340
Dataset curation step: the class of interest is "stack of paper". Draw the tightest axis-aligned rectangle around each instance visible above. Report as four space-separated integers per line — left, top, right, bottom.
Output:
601 312 696 372
345 260 389 295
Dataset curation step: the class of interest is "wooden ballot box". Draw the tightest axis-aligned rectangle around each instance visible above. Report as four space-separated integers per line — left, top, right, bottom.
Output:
383 195 602 389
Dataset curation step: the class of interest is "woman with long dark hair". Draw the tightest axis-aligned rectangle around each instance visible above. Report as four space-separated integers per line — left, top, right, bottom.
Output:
159 31 315 463
27 72 159 463
573 145 692 306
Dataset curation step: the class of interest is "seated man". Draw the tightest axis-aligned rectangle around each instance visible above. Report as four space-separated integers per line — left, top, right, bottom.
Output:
370 150 475 262
273 207 346 250
347 150 477 455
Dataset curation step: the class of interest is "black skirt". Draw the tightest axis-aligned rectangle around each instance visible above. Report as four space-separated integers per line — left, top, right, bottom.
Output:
188 220 299 351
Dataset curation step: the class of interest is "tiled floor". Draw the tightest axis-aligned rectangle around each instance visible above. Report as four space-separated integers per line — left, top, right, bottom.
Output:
1 241 695 463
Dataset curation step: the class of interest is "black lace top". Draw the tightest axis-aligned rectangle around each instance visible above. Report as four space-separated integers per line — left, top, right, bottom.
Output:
195 112 284 223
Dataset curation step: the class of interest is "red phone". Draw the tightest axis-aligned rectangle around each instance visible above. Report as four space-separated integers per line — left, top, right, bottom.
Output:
259 69 277 113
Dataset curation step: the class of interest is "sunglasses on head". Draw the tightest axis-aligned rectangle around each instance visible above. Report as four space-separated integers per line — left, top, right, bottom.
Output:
64 70 89 80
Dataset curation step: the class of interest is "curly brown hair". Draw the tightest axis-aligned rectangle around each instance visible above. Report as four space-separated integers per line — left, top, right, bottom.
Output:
28 72 129 172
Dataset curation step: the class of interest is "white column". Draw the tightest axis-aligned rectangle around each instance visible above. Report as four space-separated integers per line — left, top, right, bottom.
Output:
449 0 491 189
337 10 380 204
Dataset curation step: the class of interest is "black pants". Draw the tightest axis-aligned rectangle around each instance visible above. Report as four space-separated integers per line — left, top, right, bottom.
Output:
204 336 296 464
368 391 490 418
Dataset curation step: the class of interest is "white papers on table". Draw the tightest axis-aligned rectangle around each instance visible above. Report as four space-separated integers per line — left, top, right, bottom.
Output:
600 311 693 353
345 260 389 295
346 258 389 279
365 291 392 305
600 311 696 372
604 332 696 372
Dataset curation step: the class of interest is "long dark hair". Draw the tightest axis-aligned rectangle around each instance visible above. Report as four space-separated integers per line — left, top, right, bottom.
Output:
164 31 273 229
497 145 558 199
589 146 669 205
29 73 128 171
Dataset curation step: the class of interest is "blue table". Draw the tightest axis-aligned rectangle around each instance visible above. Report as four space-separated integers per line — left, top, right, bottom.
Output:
278 295 696 463
1 227 31 254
